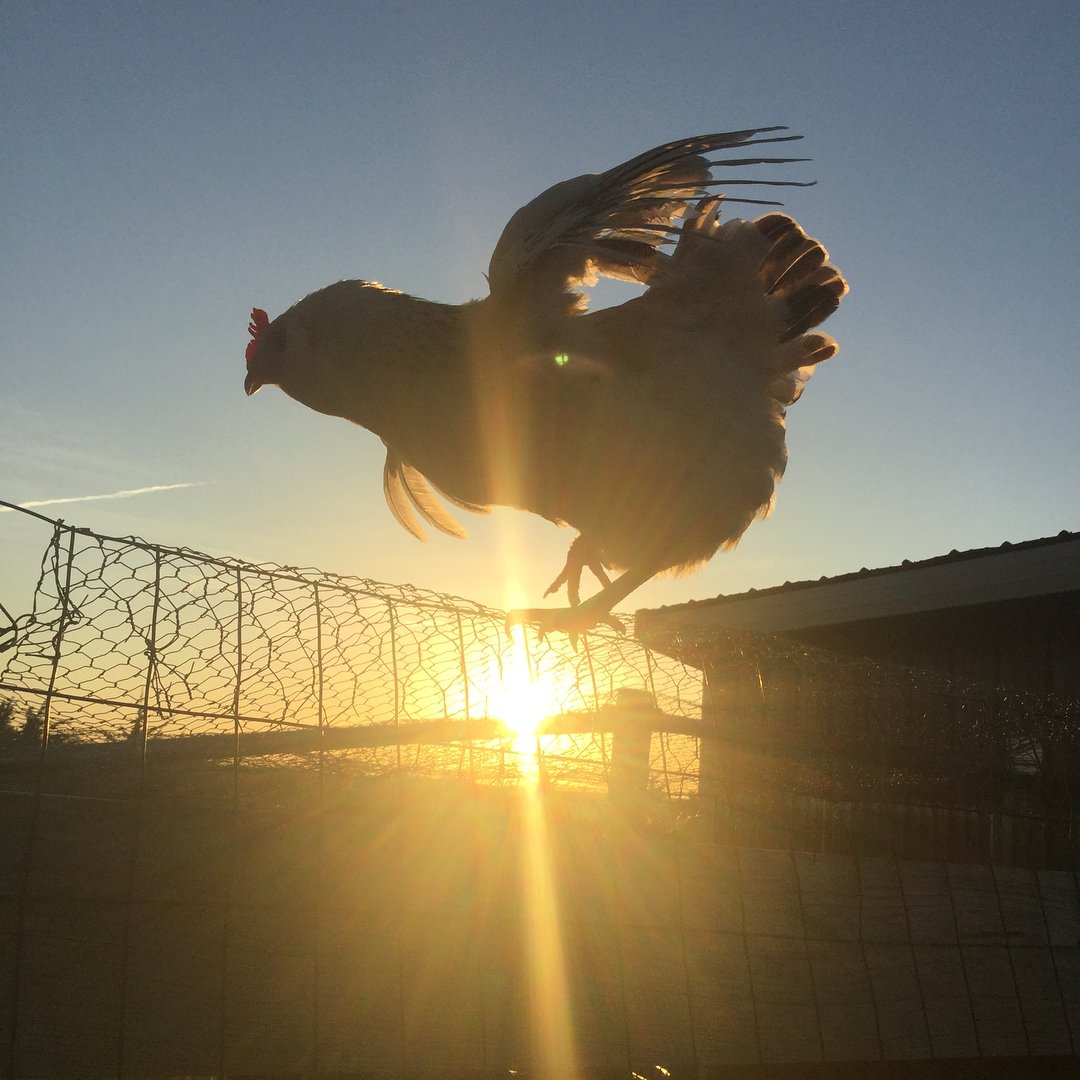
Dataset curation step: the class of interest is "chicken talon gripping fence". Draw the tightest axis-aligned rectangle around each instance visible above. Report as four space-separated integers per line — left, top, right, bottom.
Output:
2 500 1079 1078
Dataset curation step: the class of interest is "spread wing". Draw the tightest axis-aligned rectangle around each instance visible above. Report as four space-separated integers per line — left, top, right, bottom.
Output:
383 447 490 541
486 126 813 316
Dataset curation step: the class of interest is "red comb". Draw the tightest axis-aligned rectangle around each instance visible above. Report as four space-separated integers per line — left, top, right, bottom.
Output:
246 308 269 363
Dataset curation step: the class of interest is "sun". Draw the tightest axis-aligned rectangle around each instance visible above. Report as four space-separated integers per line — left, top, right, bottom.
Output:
487 639 558 739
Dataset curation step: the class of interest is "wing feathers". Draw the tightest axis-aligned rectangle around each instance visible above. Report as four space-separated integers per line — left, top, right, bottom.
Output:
383 452 427 540
746 214 847 345
778 274 848 342
399 460 469 538
487 127 816 310
383 449 489 540
427 480 491 516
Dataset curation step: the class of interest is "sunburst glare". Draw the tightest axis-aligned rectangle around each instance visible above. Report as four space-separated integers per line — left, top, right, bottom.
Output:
521 787 578 1075
488 619 578 1070
487 632 560 783
489 635 555 738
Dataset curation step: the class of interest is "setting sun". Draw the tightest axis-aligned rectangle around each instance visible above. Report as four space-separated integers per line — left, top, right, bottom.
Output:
487 636 560 739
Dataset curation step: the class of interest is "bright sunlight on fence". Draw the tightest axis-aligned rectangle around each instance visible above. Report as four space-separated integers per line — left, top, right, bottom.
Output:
0 500 705 795
2 501 1080 1078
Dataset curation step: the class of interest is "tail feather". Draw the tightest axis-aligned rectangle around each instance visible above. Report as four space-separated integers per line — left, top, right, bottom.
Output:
753 211 801 241
753 214 847 348
798 331 840 365
634 201 846 396
760 233 825 293
779 275 847 342
383 448 476 540
765 242 826 294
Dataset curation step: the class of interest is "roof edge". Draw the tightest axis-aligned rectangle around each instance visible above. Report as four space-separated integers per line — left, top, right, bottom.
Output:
636 530 1079 635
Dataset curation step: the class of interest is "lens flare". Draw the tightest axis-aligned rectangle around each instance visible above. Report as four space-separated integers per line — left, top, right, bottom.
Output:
489 641 554 739
520 787 578 1075
486 634 559 783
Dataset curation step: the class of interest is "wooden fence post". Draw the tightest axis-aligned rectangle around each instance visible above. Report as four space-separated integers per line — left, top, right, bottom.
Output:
700 660 763 802
608 688 656 808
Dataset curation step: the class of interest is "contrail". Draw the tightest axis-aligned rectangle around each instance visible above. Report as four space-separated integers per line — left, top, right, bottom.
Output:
0 482 208 513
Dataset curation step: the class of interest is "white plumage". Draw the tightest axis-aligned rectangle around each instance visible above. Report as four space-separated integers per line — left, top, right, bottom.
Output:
245 127 848 636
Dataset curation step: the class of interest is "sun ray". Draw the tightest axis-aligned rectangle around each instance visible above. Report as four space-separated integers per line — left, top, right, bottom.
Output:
486 631 555 783
520 787 578 1076
488 589 578 1072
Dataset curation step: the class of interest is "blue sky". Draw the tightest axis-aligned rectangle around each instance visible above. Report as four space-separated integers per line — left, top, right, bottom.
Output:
2 1 1078 618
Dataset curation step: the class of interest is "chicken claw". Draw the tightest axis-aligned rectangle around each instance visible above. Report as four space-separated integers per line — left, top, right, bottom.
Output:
507 556 661 645
543 534 611 607
506 535 622 645
504 599 625 648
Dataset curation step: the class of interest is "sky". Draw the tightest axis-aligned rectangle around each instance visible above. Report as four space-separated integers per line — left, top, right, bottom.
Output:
2 0 1078 622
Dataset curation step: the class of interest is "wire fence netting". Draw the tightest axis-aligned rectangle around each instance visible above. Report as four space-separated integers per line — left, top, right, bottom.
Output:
2 502 1079 1078
2 504 1076 806
0 505 709 798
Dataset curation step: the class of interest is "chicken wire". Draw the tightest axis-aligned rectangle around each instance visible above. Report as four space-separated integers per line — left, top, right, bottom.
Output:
3 503 1080 1079
0 503 705 797
0 504 713 1078
2 501 1078 811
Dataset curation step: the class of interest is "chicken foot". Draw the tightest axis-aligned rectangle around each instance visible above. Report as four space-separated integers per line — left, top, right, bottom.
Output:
505 556 662 644
543 534 612 607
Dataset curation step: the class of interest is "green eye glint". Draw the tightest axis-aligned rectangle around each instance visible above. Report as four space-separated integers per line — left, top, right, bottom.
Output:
554 352 569 367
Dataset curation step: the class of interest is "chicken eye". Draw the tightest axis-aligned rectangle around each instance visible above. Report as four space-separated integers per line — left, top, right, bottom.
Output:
266 324 287 353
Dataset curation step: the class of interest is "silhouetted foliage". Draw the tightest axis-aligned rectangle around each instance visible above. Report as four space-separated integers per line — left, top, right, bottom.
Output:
21 702 43 745
0 697 13 734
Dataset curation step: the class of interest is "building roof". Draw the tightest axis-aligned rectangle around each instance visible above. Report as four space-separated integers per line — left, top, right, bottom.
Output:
635 531 1080 637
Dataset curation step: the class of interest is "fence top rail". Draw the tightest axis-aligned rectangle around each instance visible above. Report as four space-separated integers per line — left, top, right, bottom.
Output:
0 496 620 625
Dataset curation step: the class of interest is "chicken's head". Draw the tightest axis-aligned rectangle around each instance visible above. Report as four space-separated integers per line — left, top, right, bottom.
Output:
243 303 323 402
243 281 437 434
244 308 278 395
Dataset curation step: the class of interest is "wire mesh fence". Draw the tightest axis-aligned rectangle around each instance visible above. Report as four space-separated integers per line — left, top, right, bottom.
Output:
2 502 1080 1078
0 501 708 798
2 500 1078 820
0 501 713 1078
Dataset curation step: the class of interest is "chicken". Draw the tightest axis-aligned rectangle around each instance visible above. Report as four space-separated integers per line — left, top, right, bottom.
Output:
244 126 848 638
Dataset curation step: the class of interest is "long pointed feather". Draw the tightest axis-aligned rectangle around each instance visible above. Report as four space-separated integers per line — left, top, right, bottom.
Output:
713 197 789 207
488 127 819 306
601 128 798 181
704 156 812 167
400 462 468 539
383 452 427 541
428 479 492 515
700 178 817 188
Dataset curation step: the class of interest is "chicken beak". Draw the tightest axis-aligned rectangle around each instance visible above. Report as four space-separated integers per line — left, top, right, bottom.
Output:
244 373 263 396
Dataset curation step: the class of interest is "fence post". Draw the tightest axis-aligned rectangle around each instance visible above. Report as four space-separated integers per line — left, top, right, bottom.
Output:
699 668 722 818
230 568 244 800
116 543 163 1075
608 687 656 807
581 636 609 774
700 659 764 805
455 611 475 782
387 599 402 772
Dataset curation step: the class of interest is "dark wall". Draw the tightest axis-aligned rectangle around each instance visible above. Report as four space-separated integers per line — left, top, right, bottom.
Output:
781 592 1079 700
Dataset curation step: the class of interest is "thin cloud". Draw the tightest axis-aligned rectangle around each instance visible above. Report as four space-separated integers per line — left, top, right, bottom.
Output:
0 482 208 513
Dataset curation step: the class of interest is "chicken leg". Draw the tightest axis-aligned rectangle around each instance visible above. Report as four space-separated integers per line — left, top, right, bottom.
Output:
543 534 612 607
505 557 662 642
